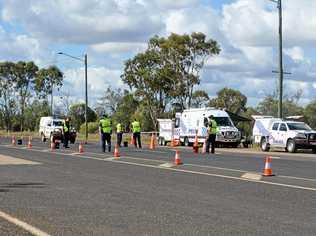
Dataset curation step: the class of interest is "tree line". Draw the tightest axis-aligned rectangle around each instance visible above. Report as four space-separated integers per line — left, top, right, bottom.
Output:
1 32 315 135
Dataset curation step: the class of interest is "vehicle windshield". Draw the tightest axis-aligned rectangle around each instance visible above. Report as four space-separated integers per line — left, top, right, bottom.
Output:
214 117 233 126
53 121 64 126
287 122 311 131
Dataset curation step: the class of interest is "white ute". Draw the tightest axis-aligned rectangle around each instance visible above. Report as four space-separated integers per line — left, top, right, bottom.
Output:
253 116 316 153
39 117 64 142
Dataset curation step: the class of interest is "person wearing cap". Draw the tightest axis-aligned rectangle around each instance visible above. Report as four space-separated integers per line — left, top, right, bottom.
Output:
63 117 71 148
116 122 123 147
206 115 217 154
99 114 112 152
131 119 142 148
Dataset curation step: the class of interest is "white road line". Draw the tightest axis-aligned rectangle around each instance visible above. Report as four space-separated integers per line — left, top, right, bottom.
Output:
0 210 50 236
278 175 316 182
2 144 316 191
184 163 246 173
107 158 316 192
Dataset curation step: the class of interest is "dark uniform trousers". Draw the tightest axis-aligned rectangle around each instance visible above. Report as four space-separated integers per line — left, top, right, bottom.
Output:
63 132 70 148
206 134 216 154
101 132 111 152
117 132 123 147
133 132 142 148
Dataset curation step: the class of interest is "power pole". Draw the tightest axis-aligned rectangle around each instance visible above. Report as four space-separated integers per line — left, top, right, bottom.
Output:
270 0 284 118
84 54 88 144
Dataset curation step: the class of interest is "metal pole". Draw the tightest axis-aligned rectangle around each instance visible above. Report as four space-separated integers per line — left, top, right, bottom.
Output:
278 0 283 118
51 83 53 116
84 54 88 144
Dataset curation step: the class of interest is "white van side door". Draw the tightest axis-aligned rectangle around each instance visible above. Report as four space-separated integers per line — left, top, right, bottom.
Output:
270 122 280 145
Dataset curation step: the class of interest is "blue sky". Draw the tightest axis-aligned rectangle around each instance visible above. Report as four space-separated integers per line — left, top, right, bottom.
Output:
1 0 316 108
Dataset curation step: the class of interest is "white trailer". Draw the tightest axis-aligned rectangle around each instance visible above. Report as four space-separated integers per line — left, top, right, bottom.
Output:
158 108 241 147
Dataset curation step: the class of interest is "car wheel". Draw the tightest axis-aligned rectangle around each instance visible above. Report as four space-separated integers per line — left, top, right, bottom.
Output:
184 137 190 147
158 137 164 146
41 133 46 142
260 138 270 152
286 139 296 153
312 148 316 154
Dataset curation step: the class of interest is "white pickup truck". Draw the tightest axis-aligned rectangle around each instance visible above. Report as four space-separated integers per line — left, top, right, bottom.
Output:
253 116 316 153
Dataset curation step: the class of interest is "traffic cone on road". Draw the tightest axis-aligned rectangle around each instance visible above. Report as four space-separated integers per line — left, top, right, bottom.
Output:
27 136 32 149
130 134 134 145
202 138 207 154
174 150 183 165
262 156 274 176
114 144 120 158
79 142 84 153
149 133 156 150
12 136 16 146
193 134 199 154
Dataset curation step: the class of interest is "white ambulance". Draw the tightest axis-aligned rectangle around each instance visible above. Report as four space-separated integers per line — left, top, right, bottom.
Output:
158 108 241 147
252 116 316 153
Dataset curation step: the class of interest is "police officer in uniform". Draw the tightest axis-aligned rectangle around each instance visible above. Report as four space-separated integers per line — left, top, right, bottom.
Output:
99 114 112 152
116 122 123 147
206 115 217 154
63 117 71 148
131 119 141 148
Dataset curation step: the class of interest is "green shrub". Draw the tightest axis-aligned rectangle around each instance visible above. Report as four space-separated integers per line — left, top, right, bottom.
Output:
80 122 99 134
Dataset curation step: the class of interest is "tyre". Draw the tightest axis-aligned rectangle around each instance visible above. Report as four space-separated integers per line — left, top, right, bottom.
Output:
158 137 164 146
312 148 316 154
260 138 270 152
41 133 46 142
184 137 190 147
286 139 296 153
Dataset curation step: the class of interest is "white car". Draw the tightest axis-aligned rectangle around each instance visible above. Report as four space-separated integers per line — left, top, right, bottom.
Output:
39 117 64 142
253 116 316 153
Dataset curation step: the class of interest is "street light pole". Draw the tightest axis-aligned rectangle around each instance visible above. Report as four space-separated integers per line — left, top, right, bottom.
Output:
57 52 88 143
270 0 284 118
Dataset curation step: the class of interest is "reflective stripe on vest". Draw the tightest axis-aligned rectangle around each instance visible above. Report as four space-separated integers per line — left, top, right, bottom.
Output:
100 118 112 133
132 121 141 133
116 123 122 133
208 119 218 134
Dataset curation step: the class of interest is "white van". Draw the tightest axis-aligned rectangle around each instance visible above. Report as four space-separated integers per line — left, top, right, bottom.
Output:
39 117 64 142
158 108 241 147
252 116 316 153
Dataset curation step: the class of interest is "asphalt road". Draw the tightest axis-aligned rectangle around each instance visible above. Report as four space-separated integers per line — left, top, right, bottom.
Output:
0 138 315 235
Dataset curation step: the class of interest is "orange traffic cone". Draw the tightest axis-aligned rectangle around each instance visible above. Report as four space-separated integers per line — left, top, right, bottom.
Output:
130 134 134 145
193 134 199 153
149 133 156 150
202 138 207 154
79 142 84 153
170 138 175 147
114 144 120 158
27 136 32 149
12 136 16 146
262 156 274 176
174 150 183 165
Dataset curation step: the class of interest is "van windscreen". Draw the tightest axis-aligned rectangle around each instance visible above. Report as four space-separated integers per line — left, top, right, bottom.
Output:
53 121 64 126
214 117 232 126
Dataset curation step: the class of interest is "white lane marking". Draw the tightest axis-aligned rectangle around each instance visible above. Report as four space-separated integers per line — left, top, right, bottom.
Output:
184 163 246 173
2 144 316 191
105 158 316 192
271 156 281 159
278 175 316 182
0 210 50 236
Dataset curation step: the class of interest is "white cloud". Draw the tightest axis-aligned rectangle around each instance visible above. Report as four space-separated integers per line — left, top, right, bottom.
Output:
90 42 147 54
284 47 305 62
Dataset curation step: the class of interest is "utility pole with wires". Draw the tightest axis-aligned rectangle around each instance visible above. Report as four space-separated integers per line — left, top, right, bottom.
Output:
269 0 285 118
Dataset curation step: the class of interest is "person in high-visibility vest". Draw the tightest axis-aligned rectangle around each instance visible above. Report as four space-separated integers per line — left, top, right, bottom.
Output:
99 114 112 152
116 122 123 147
131 119 141 148
63 117 71 148
206 115 217 154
